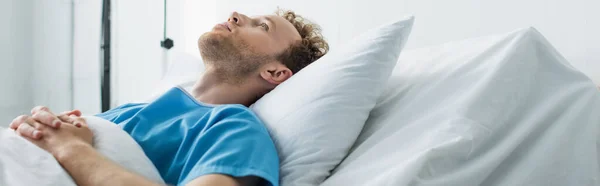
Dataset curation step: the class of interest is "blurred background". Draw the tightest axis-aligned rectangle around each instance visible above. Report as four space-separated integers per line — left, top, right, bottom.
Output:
1 0 598 124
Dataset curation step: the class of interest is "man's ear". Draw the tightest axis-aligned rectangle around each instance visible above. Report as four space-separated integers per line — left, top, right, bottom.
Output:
260 63 293 85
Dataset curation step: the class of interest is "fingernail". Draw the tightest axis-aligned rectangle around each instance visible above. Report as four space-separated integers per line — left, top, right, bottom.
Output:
53 119 61 127
33 130 41 138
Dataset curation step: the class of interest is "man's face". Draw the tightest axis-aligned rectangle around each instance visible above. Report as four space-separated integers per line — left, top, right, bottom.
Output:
198 11 301 81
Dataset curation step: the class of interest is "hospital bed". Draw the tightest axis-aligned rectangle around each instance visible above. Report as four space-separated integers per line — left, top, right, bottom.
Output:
151 25 600 186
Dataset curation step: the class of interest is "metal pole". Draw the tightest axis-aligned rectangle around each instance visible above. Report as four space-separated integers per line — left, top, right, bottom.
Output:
100 0 111 112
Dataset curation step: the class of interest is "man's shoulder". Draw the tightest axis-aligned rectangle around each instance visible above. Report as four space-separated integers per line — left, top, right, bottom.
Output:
179 105 279 186
208 104 269 134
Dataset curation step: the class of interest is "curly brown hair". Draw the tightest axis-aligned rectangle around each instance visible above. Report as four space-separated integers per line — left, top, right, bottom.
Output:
275 9 329 74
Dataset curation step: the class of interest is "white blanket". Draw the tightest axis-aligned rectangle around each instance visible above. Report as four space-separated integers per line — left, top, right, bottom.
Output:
0 116 165 186
322 28 600 186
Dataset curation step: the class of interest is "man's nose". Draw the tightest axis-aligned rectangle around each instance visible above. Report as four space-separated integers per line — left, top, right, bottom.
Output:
228 12 241 25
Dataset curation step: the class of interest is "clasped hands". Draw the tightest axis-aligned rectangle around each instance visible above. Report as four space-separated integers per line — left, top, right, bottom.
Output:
8 106 94 161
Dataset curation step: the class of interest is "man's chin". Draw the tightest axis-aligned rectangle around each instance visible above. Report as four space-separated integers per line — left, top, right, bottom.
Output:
198 33 237 62
198 32 223 47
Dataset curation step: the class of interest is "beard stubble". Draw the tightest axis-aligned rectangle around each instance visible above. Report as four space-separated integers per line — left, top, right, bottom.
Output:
198 32 270 85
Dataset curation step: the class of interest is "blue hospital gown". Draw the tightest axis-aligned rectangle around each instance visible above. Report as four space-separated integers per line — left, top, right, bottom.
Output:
96 87 279 186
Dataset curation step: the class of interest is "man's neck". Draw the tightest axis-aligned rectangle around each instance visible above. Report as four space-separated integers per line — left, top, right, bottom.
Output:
190 69 263 107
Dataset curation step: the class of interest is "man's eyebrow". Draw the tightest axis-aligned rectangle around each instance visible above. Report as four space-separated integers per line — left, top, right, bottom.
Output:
264 16 276 31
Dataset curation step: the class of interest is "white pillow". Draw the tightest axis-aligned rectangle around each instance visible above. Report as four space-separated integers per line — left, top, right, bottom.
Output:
250 16 415 186
0 116 165 186
85 116 165 184
321 28 600 186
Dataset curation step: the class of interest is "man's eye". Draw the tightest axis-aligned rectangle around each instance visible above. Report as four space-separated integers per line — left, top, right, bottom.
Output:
261 23 269 31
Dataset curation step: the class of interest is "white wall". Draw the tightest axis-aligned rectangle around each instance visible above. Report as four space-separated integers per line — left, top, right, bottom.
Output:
112 0 216 106
0 0 33 124
1 0 88 125
112 0 165 106
31 0 74 115
403 0 600 82
73 0 102 114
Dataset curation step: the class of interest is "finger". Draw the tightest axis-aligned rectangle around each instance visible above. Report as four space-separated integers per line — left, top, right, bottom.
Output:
31 106 53 115
56 114 82 127
24 117 45 138
68 110 82 117
16 122 42 139
32 110 62 128
57 114 75 124
9 115 29 130
57 110 82 122
71 115 86 128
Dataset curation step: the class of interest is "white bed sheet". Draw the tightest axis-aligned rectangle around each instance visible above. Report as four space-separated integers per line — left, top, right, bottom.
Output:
321 27 600 186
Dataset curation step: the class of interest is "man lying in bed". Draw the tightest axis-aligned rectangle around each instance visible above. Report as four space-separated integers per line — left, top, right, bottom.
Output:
8 9 328 186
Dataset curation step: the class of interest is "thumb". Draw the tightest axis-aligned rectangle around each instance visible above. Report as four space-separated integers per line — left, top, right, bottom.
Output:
57 114 75 124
